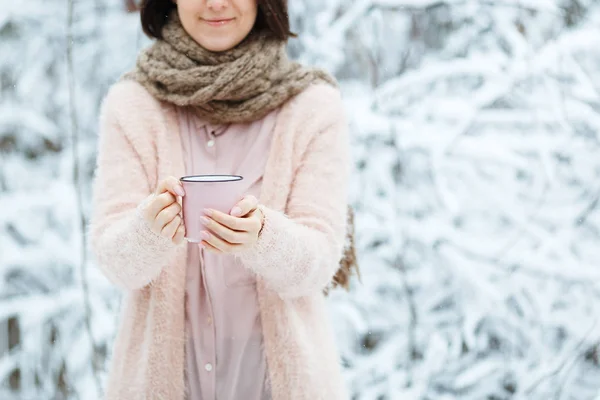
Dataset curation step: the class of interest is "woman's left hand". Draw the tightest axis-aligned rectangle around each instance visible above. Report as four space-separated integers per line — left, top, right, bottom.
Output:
199 195 264 254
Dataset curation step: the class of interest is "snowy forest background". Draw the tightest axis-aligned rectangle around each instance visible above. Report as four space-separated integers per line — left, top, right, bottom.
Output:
2 0 600 399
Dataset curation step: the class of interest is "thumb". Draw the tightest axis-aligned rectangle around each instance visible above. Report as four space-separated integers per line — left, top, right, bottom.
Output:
156 176 185 197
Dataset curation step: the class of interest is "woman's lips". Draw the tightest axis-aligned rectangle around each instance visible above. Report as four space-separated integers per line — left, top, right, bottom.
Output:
203 18 234 27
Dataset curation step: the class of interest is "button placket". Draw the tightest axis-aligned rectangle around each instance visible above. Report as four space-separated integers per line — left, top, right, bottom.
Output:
200 123 218 393
199 249 217 397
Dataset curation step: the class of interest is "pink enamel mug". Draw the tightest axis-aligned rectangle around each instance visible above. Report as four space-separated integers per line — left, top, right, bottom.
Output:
179 175 245 243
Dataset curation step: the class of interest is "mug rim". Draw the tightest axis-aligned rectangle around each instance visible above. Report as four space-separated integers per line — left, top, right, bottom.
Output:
180 174 243 183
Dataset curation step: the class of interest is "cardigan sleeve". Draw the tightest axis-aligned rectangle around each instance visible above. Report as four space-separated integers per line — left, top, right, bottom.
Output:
88 83 180 291
236 85 350 299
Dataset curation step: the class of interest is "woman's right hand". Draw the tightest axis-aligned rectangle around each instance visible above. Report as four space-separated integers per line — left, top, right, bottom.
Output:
141 176 186 245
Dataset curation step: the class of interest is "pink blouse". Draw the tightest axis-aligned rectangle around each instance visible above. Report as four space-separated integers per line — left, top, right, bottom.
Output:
178 106 276 400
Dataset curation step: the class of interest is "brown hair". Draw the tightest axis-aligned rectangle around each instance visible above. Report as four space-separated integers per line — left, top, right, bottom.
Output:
325 206 361 295
125 0 296 41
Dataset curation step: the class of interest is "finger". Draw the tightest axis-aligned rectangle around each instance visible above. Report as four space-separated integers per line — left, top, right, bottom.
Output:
206 209 253 232
201 230 239 253
146 192 177 220
230 195 258 217
154 202 182 233
251 208 264 235
161 215 181 239
155 176 185 197
172 223 186 245
202 216 249 245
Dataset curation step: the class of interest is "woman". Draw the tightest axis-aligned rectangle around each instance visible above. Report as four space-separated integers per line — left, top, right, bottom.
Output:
89 0 356 399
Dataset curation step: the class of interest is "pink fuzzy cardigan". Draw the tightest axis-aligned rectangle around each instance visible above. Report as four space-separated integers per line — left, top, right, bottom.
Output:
89 80 350 400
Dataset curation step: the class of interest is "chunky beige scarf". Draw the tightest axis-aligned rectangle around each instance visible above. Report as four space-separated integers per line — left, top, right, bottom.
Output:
123 11 337 125
124 11 359 291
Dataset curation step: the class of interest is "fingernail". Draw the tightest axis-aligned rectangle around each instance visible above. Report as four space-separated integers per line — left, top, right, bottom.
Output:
175 186 185 196
203 208 213 216
200 216 210 225
231 207 242 217
200 231 210 240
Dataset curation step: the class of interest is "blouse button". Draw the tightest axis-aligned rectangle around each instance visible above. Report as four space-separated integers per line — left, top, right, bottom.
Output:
207 130 216 148
205 363 213 372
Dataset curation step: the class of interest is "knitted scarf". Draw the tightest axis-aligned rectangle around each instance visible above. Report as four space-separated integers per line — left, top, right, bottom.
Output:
124 10 359 291
123 11 336 125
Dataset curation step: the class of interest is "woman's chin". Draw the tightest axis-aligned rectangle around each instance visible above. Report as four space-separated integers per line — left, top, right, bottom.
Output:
194 36 242 53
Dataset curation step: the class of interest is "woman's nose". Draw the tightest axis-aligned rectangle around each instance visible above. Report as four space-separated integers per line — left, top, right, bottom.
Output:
207 0 228 11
